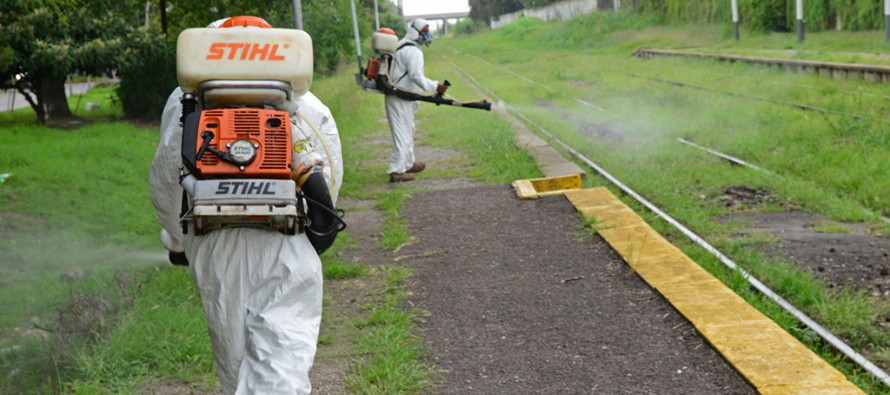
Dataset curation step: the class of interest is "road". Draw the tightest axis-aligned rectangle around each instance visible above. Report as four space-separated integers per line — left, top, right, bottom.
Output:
0 81 97 112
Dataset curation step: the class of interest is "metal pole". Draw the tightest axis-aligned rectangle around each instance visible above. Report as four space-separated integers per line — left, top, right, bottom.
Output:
292 0 303 30
731 0 739 40
160 0 168 36
374 0 380 30
615 0 620 12
144 1 151 28
885 0 890 40
796 0 804 42
350 0 363 72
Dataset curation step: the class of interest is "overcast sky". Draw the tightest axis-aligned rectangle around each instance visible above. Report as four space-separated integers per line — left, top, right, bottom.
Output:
401 0 470 17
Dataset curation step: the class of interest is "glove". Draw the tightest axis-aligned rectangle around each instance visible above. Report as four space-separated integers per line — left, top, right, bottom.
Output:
292 161 323 188
436 83 448 95
169 251 189 266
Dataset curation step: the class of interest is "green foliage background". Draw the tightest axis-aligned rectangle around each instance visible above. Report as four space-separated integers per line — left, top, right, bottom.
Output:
635 0 885 32
0 0 396 121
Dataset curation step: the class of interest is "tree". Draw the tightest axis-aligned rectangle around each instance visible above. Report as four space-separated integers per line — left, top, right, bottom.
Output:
0 0 143 124
469 0 523 23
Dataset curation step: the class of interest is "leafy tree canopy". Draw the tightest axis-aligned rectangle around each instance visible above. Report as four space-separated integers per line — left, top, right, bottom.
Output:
0 0 403 123
0 0 143 122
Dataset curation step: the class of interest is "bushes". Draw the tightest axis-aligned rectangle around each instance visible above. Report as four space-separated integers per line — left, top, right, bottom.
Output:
116 28 177 121
748 0 790 32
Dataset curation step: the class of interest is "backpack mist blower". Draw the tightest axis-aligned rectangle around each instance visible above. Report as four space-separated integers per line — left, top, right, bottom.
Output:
174 22 344 254
348 2 490 111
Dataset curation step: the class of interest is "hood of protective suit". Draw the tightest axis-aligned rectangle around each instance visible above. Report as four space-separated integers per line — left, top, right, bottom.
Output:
406 18 430 45
207 18 228 28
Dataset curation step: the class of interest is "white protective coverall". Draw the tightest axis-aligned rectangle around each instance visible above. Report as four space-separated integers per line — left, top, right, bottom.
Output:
149 87 342 394
385 18 440 175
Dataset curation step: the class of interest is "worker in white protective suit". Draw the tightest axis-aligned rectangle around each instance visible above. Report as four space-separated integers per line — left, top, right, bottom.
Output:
385 18 449 183
149 16 342 394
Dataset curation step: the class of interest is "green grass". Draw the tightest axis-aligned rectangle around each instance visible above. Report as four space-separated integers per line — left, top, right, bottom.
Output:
376 190 410 250
66 268 216 393
322 244 370 280
346 266 436 395
0 87 165 393
810 221 852 234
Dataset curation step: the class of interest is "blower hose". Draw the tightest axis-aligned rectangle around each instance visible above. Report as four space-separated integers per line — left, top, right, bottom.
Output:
374 75 491 111
299 172 347 254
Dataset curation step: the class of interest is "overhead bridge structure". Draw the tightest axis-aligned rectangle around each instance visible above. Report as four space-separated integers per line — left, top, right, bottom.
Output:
403 11 469 34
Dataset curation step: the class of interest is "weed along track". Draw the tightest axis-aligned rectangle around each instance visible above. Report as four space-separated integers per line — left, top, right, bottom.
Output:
434 45 890 391
676 137 890 224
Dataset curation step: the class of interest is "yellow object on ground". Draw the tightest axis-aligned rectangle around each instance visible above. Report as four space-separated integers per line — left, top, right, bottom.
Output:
563 187 864 395
511 174 582 199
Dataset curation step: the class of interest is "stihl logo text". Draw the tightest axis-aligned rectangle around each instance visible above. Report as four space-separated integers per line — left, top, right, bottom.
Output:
206 43 287 61
215 181 276 195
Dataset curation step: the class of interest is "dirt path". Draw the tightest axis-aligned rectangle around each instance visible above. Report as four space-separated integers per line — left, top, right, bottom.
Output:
398 185 755 393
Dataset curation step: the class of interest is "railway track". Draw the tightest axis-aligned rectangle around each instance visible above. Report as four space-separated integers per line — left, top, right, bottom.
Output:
444 46 890 222
441 46 890 389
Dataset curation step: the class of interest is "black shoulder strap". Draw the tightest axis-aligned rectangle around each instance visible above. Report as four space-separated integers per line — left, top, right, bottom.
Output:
397 42 417 51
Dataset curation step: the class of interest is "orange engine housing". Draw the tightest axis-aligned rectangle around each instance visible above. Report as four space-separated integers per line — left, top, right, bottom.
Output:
365 57 382 80
195 108 293 178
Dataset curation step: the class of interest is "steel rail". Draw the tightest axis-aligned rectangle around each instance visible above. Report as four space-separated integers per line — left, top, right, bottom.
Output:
442 55 890 388
677 138 771 173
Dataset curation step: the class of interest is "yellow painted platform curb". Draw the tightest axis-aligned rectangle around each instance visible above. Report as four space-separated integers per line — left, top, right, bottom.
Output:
564 187 864 395
511 174 582 199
